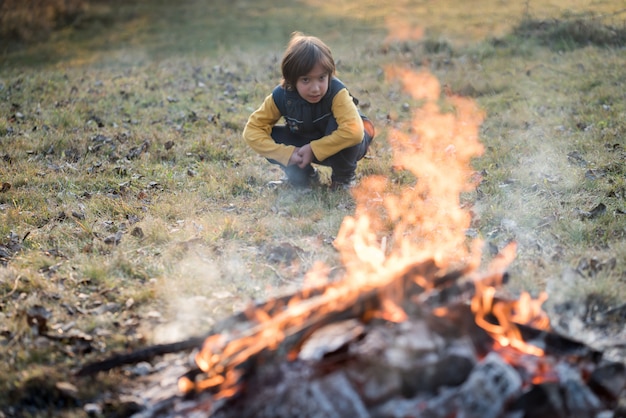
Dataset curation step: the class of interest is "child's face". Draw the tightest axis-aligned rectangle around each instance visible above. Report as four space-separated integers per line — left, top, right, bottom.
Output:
295 62 329 104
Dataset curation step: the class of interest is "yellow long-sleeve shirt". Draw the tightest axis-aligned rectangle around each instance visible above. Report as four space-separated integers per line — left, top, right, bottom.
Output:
243 87 364 166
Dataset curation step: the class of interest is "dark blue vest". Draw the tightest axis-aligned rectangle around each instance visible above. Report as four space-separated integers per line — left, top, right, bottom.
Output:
272 78 354 141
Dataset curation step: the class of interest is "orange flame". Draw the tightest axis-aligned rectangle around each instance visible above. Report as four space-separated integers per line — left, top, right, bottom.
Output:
471 243 550 357
375 299 409 323
335 65 485 285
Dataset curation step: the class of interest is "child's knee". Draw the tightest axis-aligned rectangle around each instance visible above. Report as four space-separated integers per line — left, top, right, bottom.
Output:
363 118 375 140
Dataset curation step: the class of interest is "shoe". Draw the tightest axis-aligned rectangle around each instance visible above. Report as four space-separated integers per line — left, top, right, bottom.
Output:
286 166 320 188
308 168 320 185
330 173 357 190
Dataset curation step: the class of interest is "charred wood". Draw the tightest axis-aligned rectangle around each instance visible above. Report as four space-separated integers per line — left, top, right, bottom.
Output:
76 336 207 376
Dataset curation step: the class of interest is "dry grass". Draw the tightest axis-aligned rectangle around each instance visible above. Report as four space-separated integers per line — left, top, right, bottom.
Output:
1 1 626 416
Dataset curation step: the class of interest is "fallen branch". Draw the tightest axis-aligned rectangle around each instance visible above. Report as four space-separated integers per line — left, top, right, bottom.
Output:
76 336 207 376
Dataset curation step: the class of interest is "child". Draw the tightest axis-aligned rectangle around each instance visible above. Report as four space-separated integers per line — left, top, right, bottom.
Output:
243 32 375 189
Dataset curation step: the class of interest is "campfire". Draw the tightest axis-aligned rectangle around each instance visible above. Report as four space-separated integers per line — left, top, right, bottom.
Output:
79 48 626 418
179 64 490 398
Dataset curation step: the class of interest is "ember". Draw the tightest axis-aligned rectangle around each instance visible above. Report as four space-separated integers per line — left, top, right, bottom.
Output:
79 29 626 418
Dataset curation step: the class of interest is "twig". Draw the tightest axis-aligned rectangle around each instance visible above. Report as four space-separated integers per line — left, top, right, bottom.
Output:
75 335 207 376
262 263 297 285
602 302 626 316
4 275 22 298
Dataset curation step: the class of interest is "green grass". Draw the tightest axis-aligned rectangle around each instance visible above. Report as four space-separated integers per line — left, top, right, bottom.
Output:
1 1 626 416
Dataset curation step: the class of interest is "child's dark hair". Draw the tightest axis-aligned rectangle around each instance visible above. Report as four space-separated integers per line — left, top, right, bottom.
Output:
281 32 336 89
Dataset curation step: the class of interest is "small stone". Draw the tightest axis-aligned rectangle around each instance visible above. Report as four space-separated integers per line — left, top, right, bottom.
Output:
55 381 79 399
84 403 102 415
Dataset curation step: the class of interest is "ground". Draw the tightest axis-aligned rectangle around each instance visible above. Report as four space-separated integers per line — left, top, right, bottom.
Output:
1 1 625 416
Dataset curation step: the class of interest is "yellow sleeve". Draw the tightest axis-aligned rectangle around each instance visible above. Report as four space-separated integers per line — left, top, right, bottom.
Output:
242 94 295 166
309 88 365 162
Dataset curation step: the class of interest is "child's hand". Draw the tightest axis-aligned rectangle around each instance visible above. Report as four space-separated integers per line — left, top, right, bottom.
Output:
288 148 304 166
296 144 314 168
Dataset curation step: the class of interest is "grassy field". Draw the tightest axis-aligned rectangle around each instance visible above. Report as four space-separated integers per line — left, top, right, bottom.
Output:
1 0 626 416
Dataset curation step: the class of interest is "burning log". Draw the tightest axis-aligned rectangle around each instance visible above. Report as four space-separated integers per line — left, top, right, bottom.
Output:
178 259 476 394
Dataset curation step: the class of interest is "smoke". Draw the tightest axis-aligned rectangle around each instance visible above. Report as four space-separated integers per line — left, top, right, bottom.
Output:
151 246 252 344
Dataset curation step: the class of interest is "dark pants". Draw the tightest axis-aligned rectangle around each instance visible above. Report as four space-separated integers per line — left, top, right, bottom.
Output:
268 117 375 185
